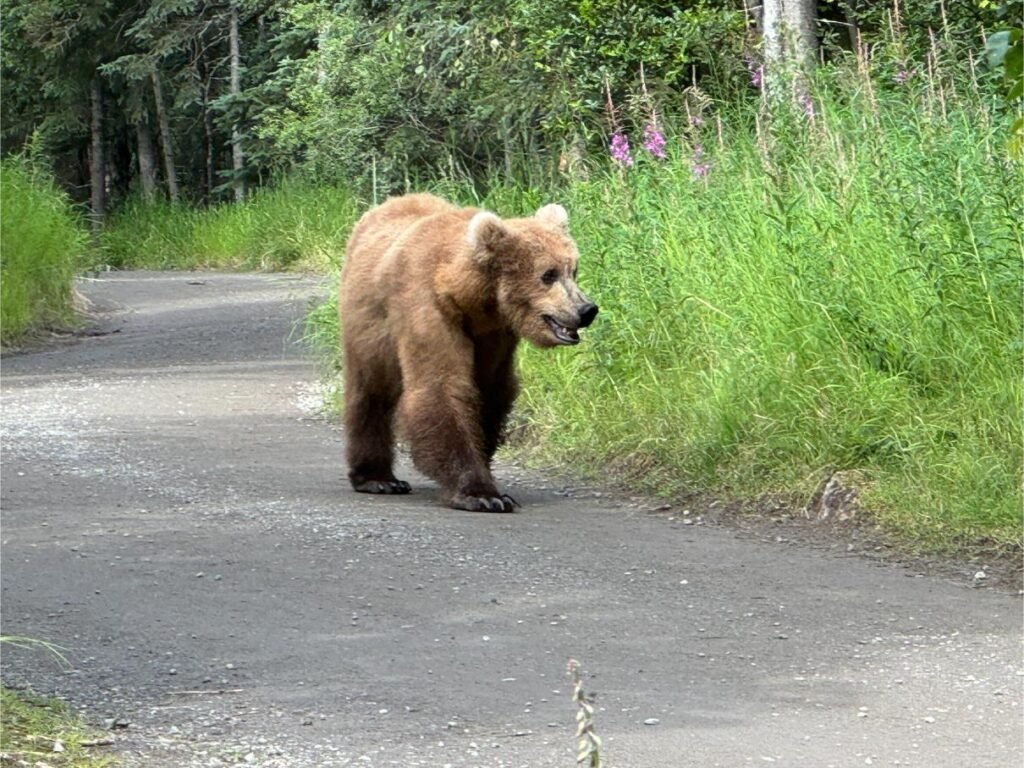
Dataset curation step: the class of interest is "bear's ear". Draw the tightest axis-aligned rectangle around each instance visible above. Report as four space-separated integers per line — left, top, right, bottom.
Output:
534 203 569 233
467 211 510 262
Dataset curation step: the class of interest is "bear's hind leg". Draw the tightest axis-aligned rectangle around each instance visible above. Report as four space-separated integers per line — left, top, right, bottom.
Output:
344 370 410 495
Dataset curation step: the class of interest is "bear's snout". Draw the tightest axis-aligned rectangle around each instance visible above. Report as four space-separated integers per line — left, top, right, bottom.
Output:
578 302 599 328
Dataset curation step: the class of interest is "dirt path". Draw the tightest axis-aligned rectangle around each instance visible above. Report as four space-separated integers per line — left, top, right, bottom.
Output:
1 272 1020 767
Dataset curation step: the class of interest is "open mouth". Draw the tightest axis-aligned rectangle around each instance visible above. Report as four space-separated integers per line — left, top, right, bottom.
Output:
543 315 581 345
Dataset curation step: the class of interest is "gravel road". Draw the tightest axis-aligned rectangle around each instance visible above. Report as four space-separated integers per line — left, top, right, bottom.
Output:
1 272 1020 767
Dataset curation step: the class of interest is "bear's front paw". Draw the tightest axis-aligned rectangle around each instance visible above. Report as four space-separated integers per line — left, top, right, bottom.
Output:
352 478 412 495
450 493 518 513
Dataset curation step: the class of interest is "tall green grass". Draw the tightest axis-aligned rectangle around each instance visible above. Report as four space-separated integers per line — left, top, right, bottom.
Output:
0 159 88 346
100 182 360 272
505 69 1023 551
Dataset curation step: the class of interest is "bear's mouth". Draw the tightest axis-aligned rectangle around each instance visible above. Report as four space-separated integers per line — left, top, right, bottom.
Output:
543 315 581 345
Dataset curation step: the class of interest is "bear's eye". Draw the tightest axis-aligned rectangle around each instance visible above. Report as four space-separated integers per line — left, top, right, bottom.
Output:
541 268 559 286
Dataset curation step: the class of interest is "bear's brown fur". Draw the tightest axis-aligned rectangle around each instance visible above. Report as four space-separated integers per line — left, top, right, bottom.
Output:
340 193 598 512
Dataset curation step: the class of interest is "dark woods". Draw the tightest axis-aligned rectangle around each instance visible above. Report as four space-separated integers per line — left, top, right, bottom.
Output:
1 0 1015 220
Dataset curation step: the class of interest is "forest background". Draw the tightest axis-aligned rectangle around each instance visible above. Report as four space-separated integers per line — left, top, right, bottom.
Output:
2 0 1022 555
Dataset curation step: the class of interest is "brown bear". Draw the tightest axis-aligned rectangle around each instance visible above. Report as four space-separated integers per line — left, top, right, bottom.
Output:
339 193 598 512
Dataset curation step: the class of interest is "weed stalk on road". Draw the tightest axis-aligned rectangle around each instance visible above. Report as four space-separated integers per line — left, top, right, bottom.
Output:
568 658 602 766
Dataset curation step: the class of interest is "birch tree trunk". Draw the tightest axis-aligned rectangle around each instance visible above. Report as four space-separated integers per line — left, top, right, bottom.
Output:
762 0 817 96
136 116 158 202
229 3 245 202
151 71 180 203
89 76 105 233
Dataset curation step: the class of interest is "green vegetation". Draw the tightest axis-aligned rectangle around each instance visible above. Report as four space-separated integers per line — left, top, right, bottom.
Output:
0 687 116 767
1 634 113 766
986 24 1024 156
99 182 360 272
510 90 1022 552
0 158 88 347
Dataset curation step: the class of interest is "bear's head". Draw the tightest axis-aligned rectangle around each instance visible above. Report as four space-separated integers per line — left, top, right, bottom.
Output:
467 204 598 348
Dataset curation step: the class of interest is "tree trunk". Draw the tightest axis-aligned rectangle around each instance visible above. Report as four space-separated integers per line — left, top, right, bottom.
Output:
203 84 215 206
789 0 817 70
110 122 133 201
195 44 215 205
151 71 180 203
762 0 817 96
841 1 862 52
89 76 105 233
136 116 158 202
229 3 245 202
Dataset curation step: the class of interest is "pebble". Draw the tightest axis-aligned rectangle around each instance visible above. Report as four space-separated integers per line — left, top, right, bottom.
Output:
643 717 660 726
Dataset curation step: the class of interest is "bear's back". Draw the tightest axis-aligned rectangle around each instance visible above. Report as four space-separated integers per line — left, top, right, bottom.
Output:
341 194 472 325
344 194 456 269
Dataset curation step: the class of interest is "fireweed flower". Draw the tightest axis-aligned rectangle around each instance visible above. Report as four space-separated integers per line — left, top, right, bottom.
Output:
610 133 634 167
799 91 815 119
642 124 667 159
746 56 763 89
691 144 711 180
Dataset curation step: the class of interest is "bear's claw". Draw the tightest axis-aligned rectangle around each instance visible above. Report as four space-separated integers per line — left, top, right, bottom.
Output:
450 493 519 513
352 478 412 495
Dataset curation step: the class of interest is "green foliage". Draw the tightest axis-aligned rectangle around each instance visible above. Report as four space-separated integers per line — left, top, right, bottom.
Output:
987 26 1024 156
1 0 122 146
843 0 1016 56
248 0 1017 194
99 181 360 271
250 0 748 192
0 158 88 346
507 64 1022 552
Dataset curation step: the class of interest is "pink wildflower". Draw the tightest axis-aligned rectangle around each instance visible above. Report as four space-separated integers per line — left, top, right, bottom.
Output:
691 144 711 180
610 133 634 167
746 55 763 89
642 124 667 160
798 91 815 119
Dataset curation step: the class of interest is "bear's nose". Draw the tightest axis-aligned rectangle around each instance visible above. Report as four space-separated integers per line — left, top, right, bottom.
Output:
578 302 599 328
